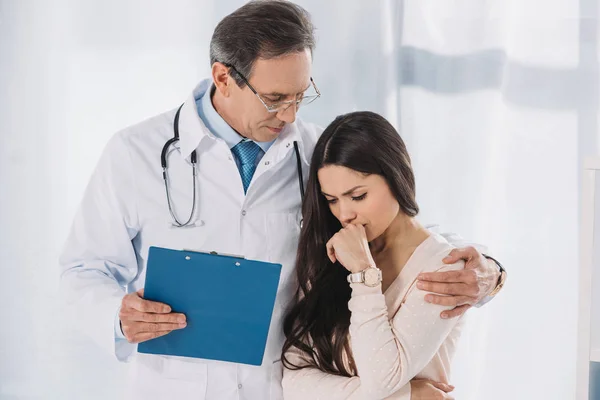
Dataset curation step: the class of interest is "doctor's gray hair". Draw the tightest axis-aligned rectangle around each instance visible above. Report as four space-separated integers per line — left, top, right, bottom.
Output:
210 0 316 87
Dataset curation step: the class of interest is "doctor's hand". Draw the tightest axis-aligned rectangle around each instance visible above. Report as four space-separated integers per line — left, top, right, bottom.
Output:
410 379 455 400
416 246 500 319
119 289 187 344
325 224 376 274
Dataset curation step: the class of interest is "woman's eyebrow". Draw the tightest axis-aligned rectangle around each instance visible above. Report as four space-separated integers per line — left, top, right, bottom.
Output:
321 185 366 197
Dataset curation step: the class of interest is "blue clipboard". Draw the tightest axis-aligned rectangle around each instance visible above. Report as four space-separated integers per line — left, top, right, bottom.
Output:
137 246 282 366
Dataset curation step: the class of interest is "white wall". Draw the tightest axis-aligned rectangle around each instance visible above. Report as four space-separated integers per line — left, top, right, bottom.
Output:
0 1 216 398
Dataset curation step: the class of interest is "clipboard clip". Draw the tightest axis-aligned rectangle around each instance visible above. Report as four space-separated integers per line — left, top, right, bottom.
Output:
182 249 246 259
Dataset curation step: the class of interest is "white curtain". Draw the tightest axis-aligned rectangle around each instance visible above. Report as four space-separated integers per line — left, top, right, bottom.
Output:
1 0 597 399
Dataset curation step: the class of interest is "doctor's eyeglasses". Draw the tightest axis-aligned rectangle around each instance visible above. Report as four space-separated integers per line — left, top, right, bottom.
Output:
221 62 321 113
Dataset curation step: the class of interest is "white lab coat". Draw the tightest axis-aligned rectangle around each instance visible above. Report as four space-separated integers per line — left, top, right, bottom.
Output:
60 79 320 400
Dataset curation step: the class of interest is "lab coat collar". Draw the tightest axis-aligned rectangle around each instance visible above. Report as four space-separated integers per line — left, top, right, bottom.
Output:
178 79 216 160
273 121 311 167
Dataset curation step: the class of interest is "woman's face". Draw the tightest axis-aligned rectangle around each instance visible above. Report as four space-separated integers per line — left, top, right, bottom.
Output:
317 165 400 242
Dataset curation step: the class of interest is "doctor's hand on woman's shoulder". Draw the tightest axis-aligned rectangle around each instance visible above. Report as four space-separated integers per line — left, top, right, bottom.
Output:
119 289 187 344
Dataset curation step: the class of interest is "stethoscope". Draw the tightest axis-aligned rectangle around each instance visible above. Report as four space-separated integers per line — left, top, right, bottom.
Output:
161 103 305 228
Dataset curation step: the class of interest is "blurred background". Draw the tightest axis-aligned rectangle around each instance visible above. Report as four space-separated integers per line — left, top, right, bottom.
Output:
0 0 598 399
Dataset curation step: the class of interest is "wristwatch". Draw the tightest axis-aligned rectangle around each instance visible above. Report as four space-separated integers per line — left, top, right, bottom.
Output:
347 265 383 287
484 255 507 297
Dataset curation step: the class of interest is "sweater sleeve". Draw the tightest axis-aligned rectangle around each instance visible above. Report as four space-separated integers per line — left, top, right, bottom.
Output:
282 338 412 400
346 262 465 399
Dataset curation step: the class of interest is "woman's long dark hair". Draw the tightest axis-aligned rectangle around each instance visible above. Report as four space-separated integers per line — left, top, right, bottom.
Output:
281 111 419 376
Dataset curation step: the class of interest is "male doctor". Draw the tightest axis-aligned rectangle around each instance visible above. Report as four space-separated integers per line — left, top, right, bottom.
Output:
60 1 505 399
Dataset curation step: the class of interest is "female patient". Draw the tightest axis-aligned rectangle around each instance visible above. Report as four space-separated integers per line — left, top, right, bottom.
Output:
282 111 464 400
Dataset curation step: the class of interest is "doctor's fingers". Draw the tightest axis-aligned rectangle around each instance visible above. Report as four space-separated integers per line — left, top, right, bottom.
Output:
121 291 172 314
122 322 186 343
424 294 475 308
129 330 172 344
120 308 186 324
125 321 187 334
440 304 471 319
416 281 479 298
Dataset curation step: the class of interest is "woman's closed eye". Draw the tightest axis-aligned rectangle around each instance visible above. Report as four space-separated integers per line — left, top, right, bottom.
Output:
325 193 367 204
351 193 367 201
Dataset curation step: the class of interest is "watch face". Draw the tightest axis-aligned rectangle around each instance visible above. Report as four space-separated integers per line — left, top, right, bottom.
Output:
364 268 380 286
491 271 507 296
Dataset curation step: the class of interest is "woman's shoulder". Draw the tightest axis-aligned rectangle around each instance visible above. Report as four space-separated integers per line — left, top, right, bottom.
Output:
412 233 464 274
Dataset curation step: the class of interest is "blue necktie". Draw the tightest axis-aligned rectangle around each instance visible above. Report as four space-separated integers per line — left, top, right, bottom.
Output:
231 140 262 194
